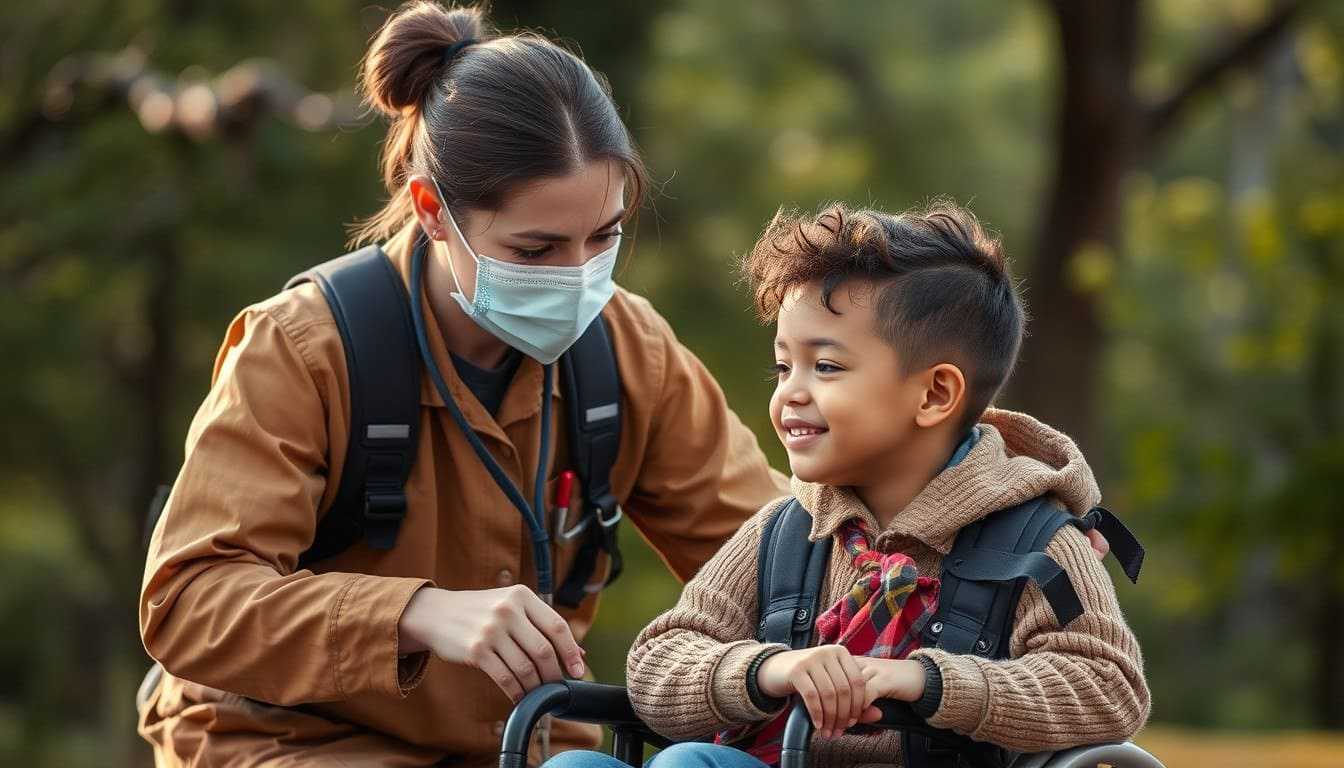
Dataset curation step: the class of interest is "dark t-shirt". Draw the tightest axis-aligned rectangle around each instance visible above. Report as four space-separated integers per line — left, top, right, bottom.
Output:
450 348 524 417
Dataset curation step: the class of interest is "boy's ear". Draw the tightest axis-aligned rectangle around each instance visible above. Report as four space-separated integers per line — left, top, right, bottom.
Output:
915 363 966 429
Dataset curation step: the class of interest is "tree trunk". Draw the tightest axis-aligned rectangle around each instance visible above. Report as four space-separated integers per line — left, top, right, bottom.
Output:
1011 1 1141 459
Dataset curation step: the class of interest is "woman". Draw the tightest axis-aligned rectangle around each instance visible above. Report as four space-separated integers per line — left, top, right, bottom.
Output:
137 3 785 766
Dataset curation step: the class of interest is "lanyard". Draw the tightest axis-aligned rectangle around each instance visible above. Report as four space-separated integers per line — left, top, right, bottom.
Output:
409 238 556 600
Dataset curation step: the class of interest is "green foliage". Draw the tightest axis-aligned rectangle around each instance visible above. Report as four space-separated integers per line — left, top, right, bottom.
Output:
1 1 1341 764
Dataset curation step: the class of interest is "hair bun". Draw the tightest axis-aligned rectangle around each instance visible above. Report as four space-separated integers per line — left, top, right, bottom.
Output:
360 2 488 118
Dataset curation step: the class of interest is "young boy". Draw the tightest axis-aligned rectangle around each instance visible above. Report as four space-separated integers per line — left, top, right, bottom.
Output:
619 202 1150 767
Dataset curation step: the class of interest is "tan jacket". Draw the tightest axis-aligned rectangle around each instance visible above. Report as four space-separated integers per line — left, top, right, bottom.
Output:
138 222 788 767
627 409 1151 767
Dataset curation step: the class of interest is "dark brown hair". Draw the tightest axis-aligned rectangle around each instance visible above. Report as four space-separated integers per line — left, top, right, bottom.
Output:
743 201 1026 429
352 2 648 245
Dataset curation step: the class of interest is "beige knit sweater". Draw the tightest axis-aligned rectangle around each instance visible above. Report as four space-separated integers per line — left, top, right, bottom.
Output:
626 409 1150 767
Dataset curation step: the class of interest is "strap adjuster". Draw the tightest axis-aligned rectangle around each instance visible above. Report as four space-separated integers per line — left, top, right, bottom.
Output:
594 494 622 528
364 492 407 523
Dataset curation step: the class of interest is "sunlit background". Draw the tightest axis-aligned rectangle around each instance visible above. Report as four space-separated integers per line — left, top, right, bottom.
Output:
2 1 1342 766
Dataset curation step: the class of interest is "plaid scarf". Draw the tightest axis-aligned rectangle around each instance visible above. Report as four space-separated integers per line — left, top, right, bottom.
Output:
716 519 941 766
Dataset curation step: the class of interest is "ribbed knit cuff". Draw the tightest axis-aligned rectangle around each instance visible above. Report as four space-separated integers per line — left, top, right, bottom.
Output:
710 641 791 724
745 647 790 712
911 649 989 735
911 655 943 719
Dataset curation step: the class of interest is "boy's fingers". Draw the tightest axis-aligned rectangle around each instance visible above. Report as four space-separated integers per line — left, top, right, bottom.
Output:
794 674 823 734
805 667 836 735
837 652 866 727
860 704 883 723
822 655 853 733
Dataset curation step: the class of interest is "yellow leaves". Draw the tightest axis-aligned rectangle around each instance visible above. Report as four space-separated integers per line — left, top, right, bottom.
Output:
1067 240 1116 294
1163 176 1220 227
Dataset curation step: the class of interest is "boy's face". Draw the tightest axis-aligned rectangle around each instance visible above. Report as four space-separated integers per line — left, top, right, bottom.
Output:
769 280 929 485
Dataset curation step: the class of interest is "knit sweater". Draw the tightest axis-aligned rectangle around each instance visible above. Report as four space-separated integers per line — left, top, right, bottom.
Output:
626 409 1150 767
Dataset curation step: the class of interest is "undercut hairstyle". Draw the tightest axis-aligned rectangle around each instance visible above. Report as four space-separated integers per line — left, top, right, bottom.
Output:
743 201 1027 431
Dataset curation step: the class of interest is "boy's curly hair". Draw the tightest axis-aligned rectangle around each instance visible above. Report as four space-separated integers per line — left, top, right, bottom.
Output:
742 200 1026 429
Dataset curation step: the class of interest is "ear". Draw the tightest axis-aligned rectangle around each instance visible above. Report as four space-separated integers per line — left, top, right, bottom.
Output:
408 174 446 241
914 363 966 429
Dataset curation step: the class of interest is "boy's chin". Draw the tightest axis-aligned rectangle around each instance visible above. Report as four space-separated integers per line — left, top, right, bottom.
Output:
787 457 842 485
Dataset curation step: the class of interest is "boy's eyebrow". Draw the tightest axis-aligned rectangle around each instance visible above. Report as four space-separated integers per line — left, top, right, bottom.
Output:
774 337 849 351
510 209 626 243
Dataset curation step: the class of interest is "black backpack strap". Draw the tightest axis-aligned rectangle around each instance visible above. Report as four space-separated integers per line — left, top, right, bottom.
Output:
922 497 1083 656
285 246 420 567
554 316 625 608
1074 506 1145 583
755 498 831 649
904 497 1086 768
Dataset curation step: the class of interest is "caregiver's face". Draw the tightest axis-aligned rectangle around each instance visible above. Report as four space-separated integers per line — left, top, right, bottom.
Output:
411 158 626 302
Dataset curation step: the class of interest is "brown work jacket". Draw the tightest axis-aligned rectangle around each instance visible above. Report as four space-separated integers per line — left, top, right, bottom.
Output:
138 222 787 767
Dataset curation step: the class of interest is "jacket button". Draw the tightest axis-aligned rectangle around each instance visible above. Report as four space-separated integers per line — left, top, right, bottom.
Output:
497 569 515 586
493 720 505 737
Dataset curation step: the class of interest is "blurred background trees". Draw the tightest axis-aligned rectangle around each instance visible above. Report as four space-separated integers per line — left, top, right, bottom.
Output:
1 1 1341 765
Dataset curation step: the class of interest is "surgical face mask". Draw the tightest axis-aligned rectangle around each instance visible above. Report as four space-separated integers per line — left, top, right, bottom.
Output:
433 181 620 364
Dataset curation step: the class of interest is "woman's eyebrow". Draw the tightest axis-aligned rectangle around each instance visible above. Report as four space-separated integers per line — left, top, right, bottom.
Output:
509 209 626 242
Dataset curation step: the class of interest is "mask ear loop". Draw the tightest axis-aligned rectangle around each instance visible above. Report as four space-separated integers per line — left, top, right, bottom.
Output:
430 178 481 305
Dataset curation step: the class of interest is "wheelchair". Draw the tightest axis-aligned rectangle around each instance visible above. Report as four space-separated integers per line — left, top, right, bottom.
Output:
500 680 1166 768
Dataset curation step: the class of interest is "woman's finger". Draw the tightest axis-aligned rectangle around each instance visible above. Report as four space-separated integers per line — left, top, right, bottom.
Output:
520 591 586 678
477 651 526 703
508 615 566 683
490 634 542 694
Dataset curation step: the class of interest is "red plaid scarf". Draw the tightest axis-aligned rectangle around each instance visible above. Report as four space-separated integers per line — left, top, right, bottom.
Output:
717 519 941 766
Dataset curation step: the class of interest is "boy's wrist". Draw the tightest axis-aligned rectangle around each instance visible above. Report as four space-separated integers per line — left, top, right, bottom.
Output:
746 647 790 711
911 655 943 718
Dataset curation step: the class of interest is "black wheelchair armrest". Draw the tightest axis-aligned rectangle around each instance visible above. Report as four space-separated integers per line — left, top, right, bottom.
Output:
778 698 946 768
500 681 670 768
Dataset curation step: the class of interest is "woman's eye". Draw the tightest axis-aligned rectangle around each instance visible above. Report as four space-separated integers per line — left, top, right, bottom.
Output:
815 362 843 374
594 229 622 243
513 246 552 260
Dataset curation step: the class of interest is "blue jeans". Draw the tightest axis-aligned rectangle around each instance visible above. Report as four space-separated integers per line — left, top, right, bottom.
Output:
544 742 771 768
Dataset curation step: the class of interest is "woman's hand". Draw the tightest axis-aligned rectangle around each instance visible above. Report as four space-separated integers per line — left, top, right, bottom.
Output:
853 657 927 722
756 645 867 738
397 585 586 703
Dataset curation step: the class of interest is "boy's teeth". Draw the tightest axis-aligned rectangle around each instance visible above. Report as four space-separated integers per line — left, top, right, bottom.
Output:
789 427 824 436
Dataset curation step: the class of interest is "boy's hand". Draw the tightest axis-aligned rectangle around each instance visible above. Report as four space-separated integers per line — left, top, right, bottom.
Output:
853 657 927 722
756 645 867 738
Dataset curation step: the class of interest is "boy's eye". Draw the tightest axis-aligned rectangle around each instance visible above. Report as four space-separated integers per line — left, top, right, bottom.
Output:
768 362 790 380
815 362 843 374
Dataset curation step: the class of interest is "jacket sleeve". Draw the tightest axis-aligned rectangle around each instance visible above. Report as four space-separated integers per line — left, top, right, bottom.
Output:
138 303 433 706
621 302 789 581
909 524 1151 752
626 500 792 741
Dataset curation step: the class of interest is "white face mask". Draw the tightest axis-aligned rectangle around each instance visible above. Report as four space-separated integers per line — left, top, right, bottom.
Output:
433 181 620 364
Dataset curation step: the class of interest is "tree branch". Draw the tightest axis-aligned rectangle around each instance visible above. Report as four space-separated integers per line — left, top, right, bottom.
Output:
1144 0 1310 143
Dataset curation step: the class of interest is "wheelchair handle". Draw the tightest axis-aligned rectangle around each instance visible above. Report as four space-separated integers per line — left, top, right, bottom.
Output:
499 680 650 768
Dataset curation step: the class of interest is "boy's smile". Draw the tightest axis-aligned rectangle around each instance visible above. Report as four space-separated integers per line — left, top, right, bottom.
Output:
770 280 926 488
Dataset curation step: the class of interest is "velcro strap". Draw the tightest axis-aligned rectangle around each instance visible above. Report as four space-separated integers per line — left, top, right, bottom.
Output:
1074 506 1144 584
944 549 1084 628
